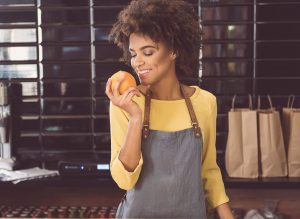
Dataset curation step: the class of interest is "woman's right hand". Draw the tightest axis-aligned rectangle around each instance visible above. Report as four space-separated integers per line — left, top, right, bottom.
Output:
105 75 142 118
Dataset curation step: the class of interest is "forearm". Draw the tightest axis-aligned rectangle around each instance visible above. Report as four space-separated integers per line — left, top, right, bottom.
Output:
118 115 143 172
216 203 234 219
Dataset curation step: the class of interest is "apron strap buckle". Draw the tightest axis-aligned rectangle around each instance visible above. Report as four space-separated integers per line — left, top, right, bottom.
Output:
192 122 202 138
143 124 150 139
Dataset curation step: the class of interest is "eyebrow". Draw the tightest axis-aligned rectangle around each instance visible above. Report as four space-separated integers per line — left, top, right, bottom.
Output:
129 45 157 52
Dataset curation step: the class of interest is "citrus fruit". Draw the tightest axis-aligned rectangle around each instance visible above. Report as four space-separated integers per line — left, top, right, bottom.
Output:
110 71 137 94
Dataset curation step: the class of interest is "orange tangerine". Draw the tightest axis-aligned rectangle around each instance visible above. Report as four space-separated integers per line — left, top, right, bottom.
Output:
110 71 137 94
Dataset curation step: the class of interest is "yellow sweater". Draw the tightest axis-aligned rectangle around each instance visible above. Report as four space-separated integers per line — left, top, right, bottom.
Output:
109 86 229 208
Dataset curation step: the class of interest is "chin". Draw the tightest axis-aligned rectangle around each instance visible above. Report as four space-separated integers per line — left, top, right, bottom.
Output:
139 78 150 86
140 81 149 86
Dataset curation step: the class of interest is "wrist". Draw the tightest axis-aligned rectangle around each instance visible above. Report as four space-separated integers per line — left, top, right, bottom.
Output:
216 203 234 219
130 114 143 126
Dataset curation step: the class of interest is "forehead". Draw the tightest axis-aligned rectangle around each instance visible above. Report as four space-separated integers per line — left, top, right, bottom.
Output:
129 33 158 50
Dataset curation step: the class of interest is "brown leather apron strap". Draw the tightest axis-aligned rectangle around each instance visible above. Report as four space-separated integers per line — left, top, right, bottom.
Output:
180 84 202 138
142 84 202 139
142 89 151 139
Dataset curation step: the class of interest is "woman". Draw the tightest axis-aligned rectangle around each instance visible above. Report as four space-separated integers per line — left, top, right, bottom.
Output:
105 0 234 218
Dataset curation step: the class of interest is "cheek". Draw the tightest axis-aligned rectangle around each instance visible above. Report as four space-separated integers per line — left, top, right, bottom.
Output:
153 53 173 71
130 60 133 68
130 58 134 67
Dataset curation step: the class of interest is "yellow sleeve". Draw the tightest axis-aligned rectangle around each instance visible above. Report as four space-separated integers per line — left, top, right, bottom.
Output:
109 101 144 190
202 96 229 208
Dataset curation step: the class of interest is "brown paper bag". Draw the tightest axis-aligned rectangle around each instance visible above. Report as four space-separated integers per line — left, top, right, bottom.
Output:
282 96 300 177
225 95 259 178
282 95 295 151
258 96 287 177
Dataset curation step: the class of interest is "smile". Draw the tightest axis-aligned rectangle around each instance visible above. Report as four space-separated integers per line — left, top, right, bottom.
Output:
137 69 151 75
137 69 151 79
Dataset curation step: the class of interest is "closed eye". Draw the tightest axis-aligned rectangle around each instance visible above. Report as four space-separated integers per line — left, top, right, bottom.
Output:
144 52 153 56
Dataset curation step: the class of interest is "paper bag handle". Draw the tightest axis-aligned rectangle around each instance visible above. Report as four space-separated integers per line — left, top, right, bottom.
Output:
231 94 253 109
287 95 295 108
257 95 273 110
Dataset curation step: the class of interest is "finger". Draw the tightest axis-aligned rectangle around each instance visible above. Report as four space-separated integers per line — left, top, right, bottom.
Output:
112 76 125 96
125 87 141 95
118 88 134 103
123 87 136 94
130 90 141 97
135 88 141 97
124 91 137 103
105 78 113 99
122 88 141 100
126 88 141 100
105 77 111 92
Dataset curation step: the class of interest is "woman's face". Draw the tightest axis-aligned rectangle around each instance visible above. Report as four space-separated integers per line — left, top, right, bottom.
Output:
129 33 176 86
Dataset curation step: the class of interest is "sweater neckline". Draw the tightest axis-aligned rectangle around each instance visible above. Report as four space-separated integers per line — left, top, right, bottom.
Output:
148 86 200 104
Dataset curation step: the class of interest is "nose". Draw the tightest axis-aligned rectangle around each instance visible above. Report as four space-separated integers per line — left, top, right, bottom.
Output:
132 55 145 69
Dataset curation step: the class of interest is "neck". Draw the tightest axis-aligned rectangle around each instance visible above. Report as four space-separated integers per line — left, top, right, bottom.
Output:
149 77 182 100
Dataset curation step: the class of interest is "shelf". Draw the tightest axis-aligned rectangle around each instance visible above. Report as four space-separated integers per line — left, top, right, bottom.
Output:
224 176 300 188
0 176 117 188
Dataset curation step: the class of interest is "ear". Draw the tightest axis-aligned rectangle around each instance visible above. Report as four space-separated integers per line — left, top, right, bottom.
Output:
170 51 177 60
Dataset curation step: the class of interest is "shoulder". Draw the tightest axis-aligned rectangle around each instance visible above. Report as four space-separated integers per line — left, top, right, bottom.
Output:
188 85 217 117
190 85 216 105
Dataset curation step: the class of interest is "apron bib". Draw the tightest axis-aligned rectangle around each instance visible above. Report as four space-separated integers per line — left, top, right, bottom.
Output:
116 85 207 219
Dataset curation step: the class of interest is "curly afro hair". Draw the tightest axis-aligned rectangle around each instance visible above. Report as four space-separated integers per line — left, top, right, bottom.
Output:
109 0 202 78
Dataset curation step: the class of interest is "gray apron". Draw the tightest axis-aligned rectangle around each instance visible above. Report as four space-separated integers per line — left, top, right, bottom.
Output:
116 84 207 219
